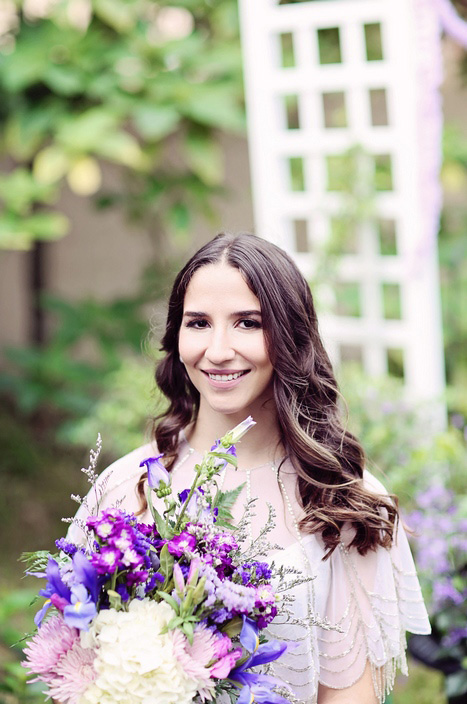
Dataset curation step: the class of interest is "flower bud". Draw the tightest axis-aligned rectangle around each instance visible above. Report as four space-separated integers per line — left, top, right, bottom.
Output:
139 455 170 490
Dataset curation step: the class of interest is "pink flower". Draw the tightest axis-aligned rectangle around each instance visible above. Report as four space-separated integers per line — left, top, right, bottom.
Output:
171 624 214 683
47 639 96 704
171 624 242 683
212 633 233 659
22 614 77 679
209 648 242 678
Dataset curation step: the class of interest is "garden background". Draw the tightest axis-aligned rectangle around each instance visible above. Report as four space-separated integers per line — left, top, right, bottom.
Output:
0 1 466 703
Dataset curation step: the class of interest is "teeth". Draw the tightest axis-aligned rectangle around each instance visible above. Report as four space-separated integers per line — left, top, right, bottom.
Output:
208 371 245 381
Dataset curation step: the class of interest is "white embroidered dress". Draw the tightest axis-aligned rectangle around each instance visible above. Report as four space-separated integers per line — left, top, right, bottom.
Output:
68 436 431 704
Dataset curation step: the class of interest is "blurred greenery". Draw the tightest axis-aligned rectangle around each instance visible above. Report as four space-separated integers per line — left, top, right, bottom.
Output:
0 0 244 251
1 2 466 703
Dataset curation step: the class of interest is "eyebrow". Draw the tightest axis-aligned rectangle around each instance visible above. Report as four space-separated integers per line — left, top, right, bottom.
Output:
183 310 262 318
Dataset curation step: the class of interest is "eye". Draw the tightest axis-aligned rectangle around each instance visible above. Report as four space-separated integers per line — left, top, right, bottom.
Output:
185 319 209 329
238 318 262 329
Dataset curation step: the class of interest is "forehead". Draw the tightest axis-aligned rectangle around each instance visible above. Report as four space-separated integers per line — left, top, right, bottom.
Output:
183 262 260 310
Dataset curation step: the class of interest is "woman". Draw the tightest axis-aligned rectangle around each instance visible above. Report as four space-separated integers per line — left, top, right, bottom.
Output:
70 232 431 704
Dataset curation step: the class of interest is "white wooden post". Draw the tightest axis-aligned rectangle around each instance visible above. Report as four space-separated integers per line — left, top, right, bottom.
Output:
238 0 446 404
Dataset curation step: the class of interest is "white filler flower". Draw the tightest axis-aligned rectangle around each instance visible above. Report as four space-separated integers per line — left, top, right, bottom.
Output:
80 599 200 704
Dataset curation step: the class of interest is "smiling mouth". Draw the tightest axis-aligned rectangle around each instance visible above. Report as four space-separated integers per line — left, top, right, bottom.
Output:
203 370 250 382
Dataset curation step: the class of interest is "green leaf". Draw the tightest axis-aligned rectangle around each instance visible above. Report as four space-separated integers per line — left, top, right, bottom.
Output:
185 129 224 186
96 131 148 170
94 0 139 32
445 670 467 698
148 498 171 540
34 146 70 185
180 84 245 132
43 64 85 96
156 590 179 614
213 483 245 526
182 620 194 644
107 589 123 611
132 104 181 141
159 543 174 581
23 212 69 240
56 108 119 152
214 483 245 510
0 169 56 214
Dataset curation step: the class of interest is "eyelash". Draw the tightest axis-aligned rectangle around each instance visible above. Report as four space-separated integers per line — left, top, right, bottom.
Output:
185 319 262 330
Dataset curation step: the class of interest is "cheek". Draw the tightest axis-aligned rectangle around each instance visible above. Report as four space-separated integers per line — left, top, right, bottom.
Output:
178 330 202 365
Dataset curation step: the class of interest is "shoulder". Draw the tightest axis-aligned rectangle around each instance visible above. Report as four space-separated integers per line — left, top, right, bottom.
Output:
97 440 159 496
362 468 391 498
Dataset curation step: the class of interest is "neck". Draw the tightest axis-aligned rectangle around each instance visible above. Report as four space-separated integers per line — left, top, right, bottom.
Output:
186 400 283 469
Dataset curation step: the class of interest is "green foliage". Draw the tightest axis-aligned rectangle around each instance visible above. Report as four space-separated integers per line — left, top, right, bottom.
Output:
60 354 165 457
339 365 467 509
0 0 244 250
0 293 148 417
393 660 446 704
440 126 467 414
0 588 45 704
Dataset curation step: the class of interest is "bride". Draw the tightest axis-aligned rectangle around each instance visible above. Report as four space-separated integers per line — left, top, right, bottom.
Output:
70 232 430 704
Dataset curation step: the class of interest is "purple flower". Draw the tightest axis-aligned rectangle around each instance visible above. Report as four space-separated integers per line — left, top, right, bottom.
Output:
116 584 130 602
126 569 149 587
229 416 256 443
230 634 290 703
139 455 169 489
71 550 98 603
55 538 79 557
178 488 204 518
442 627 467 648
31 558 72 627
91 546 121 574
167 531 196 557
210 440 237 470
63 584 97 631
145 573 164 593
235 562 272 585
240 616 260 652
120 547 145 569
433 579 464 609
237 683 290 704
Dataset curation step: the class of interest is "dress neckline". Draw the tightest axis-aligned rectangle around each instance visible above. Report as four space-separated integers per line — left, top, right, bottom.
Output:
179 429 286 473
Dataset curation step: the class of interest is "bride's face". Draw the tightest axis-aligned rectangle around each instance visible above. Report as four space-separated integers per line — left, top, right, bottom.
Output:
178 262 274 417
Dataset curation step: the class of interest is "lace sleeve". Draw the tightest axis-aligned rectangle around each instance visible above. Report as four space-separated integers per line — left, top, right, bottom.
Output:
316 472 431 702
66 442 155 545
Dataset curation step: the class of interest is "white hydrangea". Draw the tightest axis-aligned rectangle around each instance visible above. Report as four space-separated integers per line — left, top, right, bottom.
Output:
79 599 200 704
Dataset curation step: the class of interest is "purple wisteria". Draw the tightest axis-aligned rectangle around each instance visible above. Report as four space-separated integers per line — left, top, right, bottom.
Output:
408 482 467 656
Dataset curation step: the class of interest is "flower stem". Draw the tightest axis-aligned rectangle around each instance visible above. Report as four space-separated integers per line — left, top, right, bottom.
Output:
174 463 203 532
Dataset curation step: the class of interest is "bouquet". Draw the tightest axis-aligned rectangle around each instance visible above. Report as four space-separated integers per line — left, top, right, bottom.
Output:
22 417 296 704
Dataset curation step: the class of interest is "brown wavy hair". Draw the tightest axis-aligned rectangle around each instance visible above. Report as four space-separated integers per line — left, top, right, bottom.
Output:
139 232 398 558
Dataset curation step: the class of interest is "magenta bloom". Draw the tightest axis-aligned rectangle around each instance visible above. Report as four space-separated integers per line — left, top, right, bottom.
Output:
167 531 196 557
209 647 242 678
90 546 121 574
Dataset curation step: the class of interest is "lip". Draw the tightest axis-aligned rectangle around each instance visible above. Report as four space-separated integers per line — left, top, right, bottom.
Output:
201 369 250 390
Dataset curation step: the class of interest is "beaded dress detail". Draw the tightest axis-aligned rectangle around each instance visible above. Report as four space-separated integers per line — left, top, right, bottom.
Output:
68 437 431 704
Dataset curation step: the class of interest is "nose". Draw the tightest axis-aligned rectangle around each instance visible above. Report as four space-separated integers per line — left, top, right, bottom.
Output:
205 327 235 365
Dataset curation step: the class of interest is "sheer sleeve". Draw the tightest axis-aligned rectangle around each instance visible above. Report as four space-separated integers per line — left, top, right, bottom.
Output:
316 470 431 702
66 442 156 546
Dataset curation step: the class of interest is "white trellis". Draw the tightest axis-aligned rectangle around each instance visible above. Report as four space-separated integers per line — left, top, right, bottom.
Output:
238 0 447 403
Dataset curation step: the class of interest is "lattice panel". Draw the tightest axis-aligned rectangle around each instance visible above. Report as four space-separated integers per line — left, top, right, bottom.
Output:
238 0 445 402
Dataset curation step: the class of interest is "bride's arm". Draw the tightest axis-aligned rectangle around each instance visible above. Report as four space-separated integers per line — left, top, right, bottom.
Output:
317 662 378 703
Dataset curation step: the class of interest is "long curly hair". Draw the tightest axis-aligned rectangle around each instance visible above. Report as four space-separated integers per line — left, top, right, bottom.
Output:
139 232 398 558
